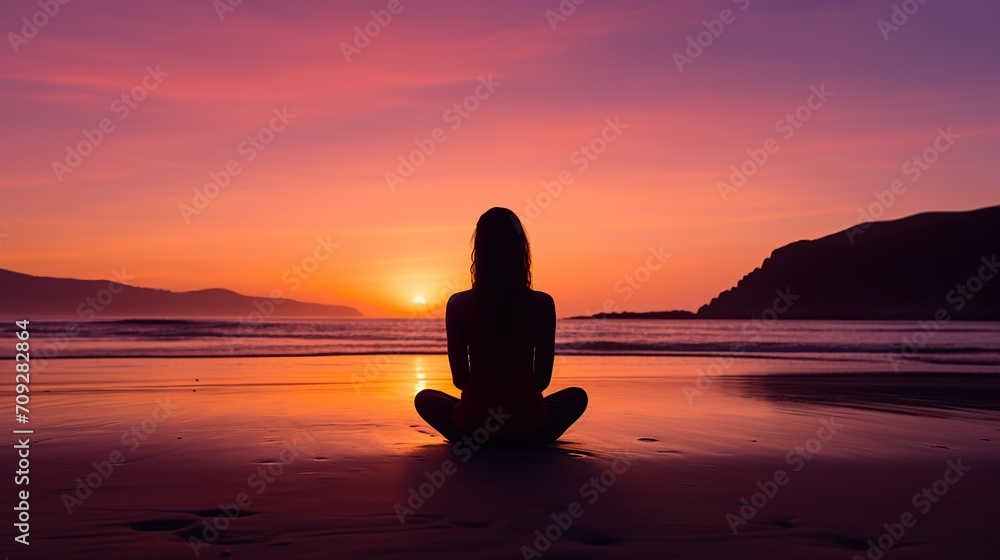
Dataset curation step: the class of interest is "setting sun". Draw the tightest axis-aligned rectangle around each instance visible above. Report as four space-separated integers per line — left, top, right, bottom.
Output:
412 295 427 305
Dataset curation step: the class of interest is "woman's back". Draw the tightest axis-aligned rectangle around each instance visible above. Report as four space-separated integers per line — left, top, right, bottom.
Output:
448 288 554 433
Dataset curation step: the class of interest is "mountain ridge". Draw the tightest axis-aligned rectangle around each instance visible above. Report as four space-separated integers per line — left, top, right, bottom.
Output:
574 205 1000 321
0 268 363 318
696 205 999 320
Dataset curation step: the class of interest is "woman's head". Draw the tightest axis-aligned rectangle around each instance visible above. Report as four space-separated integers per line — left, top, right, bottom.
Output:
471 207 531 293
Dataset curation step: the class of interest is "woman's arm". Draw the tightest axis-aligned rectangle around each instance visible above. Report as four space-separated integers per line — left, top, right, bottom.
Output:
446 294 469 390
534 293 556 392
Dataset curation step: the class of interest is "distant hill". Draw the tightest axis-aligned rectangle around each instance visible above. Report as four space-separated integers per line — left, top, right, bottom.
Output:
0 268 363 318
567 310 696 320
697 205 1000 320
570 205 1000 321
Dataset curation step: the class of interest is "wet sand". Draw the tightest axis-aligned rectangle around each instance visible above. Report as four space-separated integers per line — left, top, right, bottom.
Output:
6 355 999 559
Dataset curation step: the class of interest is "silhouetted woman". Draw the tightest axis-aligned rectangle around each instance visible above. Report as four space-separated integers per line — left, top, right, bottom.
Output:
414 207 588 445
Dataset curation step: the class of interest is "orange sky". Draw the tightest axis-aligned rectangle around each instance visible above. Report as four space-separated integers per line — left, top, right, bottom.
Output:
2 0 999 317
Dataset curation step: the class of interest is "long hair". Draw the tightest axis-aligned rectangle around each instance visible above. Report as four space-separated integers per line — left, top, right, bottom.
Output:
470 207 532 338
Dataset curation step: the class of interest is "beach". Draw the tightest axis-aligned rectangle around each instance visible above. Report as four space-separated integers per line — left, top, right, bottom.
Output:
8 353 999 559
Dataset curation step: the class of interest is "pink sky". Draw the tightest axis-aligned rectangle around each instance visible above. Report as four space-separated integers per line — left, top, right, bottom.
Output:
2 0 999 316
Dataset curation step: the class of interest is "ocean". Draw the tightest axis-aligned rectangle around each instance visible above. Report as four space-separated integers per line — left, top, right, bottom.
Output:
14 318 1000 370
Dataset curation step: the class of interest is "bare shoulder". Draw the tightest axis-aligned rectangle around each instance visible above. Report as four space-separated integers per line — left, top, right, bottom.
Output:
529 289 555 310
447 289 474 309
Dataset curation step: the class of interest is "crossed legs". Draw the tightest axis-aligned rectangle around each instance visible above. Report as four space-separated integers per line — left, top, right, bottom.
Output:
414 387 588 446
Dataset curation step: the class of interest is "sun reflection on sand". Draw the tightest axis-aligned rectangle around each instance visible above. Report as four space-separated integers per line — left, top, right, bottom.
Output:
413 357 427 394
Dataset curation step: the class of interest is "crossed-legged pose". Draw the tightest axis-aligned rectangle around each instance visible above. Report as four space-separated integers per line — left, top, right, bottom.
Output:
414 207 588 446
